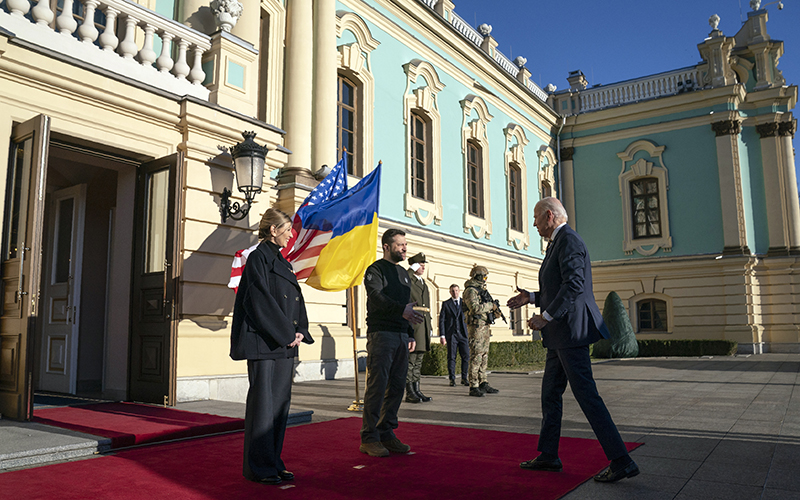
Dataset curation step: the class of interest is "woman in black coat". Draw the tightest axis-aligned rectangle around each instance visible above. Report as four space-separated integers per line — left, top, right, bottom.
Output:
230 208 314 485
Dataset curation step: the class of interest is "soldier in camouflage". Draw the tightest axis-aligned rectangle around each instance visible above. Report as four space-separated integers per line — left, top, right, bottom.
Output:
463 265 501 397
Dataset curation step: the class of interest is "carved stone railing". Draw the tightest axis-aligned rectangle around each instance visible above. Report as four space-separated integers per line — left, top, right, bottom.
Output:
1 0 212 98
578 67 702 113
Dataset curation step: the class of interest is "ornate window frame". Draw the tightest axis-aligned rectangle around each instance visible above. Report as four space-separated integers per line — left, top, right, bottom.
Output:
403 60 444 225
617 140 672 256
504 124 529 250
460 95 493 239
629 292 673 334
337 11 379 177
537 145 557 253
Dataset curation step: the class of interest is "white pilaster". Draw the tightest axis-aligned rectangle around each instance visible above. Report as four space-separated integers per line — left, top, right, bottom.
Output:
284 0 314 171
312 0 337 173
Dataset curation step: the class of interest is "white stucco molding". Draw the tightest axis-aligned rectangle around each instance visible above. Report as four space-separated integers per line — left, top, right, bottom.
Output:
460 94 493 239
537 145 557 253
617 139 672 256
403 59 444 226
336 11 379 177
504 123 530 250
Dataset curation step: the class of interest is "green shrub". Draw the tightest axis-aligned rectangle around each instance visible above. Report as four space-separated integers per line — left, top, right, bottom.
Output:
592 339 737 358
601 291 638 358
421 340 546 375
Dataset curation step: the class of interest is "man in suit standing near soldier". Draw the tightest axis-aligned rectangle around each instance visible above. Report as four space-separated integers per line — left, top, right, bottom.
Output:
405 252 433 403
438 284 470 387
507 197 639 483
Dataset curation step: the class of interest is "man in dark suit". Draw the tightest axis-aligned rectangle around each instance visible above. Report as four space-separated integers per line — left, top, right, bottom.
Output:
438 284 470 387
507 197 639 483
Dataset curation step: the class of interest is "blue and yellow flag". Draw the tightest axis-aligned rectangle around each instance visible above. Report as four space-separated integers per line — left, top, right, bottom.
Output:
289 163 381 291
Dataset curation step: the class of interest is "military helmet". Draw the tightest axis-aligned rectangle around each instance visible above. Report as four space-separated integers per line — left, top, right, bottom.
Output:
470 265 489 279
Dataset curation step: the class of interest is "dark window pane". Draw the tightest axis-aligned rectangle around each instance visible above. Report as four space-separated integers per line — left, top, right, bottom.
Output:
55 198 74 283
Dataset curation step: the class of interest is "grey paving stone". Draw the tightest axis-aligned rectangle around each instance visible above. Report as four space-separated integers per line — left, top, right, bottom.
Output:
675 479 764 500
691 461 769 487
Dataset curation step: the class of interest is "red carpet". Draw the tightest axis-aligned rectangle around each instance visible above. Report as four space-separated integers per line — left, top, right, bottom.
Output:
32 402 244 448
0 417 641 499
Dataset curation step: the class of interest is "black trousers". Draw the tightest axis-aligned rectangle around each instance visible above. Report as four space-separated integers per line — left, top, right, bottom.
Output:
537 346 628 461
243 357 294 481
361 330 409 443
446 334 469 381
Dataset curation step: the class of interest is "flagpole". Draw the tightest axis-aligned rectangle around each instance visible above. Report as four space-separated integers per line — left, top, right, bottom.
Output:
346 286 364 412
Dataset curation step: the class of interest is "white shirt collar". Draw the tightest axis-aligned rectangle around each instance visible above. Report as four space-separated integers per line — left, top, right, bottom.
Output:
549 222 567 242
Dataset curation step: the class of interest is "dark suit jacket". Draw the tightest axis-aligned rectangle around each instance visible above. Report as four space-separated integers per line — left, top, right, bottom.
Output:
406 268 432 352
534 224 609 350
230 241 314 360
438 298 468 340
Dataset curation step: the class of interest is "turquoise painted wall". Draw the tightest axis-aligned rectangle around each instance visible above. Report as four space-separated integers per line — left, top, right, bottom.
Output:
337 2 552 259
571 126 725 261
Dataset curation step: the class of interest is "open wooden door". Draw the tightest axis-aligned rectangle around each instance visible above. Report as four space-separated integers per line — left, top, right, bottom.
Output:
129 153 183 405
0 115 50 421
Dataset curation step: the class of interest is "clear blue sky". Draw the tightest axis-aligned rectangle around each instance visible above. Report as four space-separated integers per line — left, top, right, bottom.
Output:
450 0 799 191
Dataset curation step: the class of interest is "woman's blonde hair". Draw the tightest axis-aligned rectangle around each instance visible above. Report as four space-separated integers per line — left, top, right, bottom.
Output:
258 208 292 241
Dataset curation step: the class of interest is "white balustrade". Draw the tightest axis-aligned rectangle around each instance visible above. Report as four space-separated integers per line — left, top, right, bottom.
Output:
2 0 212 96
578 67 702 113
419 2 548 103
32 0 54 26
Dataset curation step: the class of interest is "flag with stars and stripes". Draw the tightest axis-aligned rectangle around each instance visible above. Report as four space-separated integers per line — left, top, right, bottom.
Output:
281 157 349 281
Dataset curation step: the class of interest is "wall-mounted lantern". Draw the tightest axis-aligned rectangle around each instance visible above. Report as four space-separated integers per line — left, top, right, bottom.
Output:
220 131 268 223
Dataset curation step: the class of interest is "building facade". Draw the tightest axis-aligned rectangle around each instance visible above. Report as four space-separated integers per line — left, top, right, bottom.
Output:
0 0 796 419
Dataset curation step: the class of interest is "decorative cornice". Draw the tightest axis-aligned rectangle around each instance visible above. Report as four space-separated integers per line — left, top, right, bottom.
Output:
711 120 741 136
756 122 779 138
560 147 574 161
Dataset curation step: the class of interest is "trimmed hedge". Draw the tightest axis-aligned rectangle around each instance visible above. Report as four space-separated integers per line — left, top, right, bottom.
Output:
421 338 738 374
421 340 546 376
592 339 737 358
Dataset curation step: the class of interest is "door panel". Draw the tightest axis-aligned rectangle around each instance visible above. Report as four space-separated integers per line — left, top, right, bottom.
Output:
129 153 182 405
39 185 86 394
0 115 50 421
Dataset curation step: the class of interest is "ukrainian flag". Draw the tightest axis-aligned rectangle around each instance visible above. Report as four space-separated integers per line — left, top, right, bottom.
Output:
301 164 381 291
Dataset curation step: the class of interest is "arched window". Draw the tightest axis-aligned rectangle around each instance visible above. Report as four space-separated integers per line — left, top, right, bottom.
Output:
508 163 523 232
637 299 668 332
410 112 432 201
337 74 357 175
466 141 484 218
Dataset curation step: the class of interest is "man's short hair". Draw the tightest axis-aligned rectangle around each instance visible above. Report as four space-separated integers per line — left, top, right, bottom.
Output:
537 197 568 223
449 284 459 290
382 228 406 247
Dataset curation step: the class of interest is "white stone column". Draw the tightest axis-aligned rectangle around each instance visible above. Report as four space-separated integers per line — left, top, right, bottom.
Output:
182 0 215 34
778 122 800 252
712 120 749 255
312 0 337 173
757 121 800 255
559 147 576 228
284 0 314 172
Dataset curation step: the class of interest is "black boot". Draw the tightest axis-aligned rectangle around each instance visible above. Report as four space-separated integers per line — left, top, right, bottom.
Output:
449 379 456 386
479 381 499 394
405 383 422 403
469 387 484 397
414 381 432 402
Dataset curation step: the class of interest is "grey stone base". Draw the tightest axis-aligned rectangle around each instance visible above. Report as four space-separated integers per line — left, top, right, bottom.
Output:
737 343 800 355
738 342 767 354
178 358 358 403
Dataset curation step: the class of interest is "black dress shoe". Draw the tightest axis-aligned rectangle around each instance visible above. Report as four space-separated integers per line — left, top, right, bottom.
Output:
520 457 563 472
449 379 456 386
593 461 639 483
461 379 469 386
255 476 282 485
279 470 294 481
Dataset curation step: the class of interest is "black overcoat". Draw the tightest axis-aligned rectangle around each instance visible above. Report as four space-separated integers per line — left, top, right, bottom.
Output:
230 241 313 360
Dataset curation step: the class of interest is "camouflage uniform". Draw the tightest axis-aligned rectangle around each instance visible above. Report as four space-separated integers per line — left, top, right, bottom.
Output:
463 277 495 389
